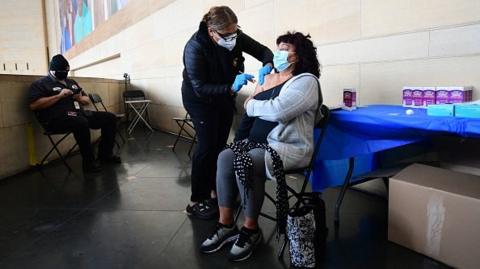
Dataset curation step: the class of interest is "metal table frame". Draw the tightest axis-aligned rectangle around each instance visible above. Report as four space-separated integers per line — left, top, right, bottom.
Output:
125 99 153 135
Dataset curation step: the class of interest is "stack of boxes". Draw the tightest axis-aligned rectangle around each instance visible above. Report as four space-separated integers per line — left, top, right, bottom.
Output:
402 86 478 118
402 86 473 107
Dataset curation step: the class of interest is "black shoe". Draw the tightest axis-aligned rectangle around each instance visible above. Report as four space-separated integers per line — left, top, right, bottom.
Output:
228 227 262 262
185 204 195 215
83 161 102 173
99 155 122 164
185 199 219 220
200 222 239 254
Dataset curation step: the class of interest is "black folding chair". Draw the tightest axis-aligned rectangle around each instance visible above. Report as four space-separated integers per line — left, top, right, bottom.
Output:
172 113 196 156
89 93 126 146
234 105 331 258
37 130 78 172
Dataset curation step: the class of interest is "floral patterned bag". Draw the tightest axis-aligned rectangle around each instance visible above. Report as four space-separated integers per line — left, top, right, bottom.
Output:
287 194 327 268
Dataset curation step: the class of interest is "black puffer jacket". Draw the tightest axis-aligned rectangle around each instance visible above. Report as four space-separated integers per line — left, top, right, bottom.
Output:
182 22 273 104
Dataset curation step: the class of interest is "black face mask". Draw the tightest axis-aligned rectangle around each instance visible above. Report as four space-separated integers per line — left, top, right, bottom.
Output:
54 70 69 80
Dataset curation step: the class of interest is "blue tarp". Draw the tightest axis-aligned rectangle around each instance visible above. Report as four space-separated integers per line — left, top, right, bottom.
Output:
311 105 480 190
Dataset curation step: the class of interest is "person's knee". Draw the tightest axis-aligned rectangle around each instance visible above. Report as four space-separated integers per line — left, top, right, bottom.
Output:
106 112 117 124
217 149 234 166
248 149 266 165
99 112 116 127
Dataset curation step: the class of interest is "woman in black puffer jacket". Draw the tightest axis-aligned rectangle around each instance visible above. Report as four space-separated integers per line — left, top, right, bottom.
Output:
182 6 273 220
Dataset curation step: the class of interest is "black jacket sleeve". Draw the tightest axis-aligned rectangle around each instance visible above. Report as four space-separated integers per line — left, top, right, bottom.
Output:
239 33 273 66
183 41 231 96
234 112 255 142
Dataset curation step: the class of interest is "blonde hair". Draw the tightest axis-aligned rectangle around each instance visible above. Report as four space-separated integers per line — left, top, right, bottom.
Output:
202 6 237 31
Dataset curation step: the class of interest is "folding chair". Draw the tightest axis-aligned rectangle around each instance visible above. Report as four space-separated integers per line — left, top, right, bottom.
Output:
37 130 78 172
89 93 126 146
172 113 196 156
123 90 153 135
233 105 331 258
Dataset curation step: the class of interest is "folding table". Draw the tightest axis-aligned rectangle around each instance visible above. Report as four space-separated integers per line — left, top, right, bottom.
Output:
125 99 153 135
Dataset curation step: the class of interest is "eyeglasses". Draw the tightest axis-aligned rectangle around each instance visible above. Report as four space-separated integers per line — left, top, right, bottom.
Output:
215 26 241 41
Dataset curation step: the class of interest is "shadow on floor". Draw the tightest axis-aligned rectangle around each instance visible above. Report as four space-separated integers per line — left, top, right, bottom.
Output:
0 131 451 269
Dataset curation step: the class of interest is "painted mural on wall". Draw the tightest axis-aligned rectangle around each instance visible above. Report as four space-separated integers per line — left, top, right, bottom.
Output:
59 0 129 53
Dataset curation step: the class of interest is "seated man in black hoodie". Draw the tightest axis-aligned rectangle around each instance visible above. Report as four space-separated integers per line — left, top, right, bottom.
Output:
29 54 121 173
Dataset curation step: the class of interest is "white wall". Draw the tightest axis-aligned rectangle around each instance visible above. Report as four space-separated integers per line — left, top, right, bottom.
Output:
0 0 49 75
45 0 480 133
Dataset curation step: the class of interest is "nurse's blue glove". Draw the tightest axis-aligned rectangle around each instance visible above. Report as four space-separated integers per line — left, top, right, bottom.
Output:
258 64 273 85
232 73 255 93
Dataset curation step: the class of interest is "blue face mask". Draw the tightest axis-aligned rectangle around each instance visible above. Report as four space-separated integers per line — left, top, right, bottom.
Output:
217 36 236 51
273 50 292 72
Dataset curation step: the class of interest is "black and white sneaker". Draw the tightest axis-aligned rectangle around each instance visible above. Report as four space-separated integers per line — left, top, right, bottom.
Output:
200 222 239 254
185 198 219 220
228 227 262 262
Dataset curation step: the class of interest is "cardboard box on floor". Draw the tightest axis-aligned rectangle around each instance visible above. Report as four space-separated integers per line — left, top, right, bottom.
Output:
388 164 480 269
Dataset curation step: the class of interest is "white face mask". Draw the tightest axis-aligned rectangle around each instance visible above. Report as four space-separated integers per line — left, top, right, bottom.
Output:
217 36 237 51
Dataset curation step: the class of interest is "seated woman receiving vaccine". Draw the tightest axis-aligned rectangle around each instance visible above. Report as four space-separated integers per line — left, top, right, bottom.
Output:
199 31 323 262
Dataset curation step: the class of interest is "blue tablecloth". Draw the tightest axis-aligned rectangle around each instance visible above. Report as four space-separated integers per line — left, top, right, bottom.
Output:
311 105 480 191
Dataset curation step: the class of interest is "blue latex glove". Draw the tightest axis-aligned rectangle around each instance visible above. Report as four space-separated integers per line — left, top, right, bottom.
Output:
258 65 273 85
232 73 255 93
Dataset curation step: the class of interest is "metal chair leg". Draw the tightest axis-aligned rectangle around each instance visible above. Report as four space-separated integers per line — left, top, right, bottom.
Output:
47 135 73 172
39 143 58 167
334 157 355 229
187 134 197 157
278 235 288 259
172 120 187 151
65 142 77 158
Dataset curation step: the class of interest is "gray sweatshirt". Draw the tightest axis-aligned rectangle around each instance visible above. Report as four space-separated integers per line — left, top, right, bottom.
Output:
246 73 322 179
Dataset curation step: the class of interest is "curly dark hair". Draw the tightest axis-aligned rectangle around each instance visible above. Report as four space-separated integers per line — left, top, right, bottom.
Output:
276 32 320 78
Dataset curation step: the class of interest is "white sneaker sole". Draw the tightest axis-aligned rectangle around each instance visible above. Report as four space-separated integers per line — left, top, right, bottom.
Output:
229 232 263 262
201 234 239 254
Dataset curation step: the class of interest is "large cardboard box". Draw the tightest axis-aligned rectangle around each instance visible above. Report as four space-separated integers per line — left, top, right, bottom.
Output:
388 164 480 269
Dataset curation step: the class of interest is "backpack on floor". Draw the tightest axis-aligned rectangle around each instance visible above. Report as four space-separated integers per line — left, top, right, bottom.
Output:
287 193 327 269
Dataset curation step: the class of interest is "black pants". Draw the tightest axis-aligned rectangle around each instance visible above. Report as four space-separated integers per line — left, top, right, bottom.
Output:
184 101 234 202
46 111 117 163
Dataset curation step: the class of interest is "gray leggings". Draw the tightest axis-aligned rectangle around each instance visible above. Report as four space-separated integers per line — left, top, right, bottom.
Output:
216 148 266 220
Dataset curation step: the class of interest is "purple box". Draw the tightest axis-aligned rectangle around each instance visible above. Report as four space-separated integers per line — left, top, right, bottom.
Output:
423 87 436 106
436 87 449 104
448 86 473 104
402 87 414 107
343 88 357 109
412 88 424 107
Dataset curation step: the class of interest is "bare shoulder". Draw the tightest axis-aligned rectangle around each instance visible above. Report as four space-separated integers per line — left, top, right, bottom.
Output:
262 73 281 89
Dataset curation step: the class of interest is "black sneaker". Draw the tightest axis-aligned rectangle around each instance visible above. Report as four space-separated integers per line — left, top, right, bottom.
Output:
228 227 262 262
185 199 219 220
200 222 239 254
185 204 195 215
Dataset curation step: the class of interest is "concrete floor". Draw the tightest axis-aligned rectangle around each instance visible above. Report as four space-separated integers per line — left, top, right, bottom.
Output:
0 131 451 269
